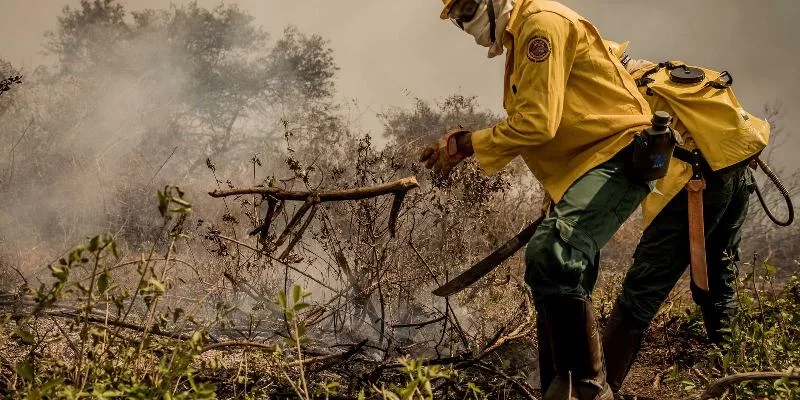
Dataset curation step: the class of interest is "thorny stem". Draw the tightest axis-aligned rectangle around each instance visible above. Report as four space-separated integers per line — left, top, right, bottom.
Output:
751 252 767 369
214 234 337 292
76 249 103 389
293 316 310 398
105 221 170 371
137 236 178 359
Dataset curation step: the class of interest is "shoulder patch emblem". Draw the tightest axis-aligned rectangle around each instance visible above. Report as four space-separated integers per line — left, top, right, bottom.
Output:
527 36 551 63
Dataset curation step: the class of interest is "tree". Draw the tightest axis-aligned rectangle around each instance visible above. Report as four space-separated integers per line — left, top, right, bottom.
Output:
0 0 344 256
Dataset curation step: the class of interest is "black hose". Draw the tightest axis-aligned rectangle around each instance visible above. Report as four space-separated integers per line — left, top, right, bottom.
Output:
753 158 794 227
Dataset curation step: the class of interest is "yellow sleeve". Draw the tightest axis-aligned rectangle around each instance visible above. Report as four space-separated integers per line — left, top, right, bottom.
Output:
472 12 578 174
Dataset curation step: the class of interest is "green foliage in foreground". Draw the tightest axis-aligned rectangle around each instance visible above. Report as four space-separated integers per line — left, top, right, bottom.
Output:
667 258 800 399
2 187 215 399
1 184 798 399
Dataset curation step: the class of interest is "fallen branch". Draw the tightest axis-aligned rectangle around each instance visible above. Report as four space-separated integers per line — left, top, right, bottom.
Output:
701 371 800 399
303 340 368 370
19 310 196 341
201 340 276 354
209 177 419 202
200 339 368 369
392 315 446 329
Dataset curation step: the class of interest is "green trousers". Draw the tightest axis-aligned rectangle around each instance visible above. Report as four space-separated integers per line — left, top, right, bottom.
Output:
616 167 753 342
524 150 650 301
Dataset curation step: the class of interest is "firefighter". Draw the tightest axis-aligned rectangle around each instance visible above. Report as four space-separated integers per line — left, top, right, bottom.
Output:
600 40 769 394
420 1 655 398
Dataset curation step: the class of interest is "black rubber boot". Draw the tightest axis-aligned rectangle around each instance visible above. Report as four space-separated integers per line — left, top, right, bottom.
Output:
602 302 646 393
540 295 613 400
700 306 734 345
537 311 556 394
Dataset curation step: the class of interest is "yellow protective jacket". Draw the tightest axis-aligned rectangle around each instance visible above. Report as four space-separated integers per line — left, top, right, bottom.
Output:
470 0 652 203
629 63 770 226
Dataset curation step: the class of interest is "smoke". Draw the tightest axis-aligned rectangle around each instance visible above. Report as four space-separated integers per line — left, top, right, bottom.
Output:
0 35 183 272
0 4 290 276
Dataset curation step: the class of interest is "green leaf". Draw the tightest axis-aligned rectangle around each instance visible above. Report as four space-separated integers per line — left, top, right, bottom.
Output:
169 206 192 214
468 382 484 395
49 265 68 282
40 378 64 394
88 327 106 339
294 302 310 312
88 235 101 252
97 271 110 294
15 360 33 381
399 379 419 398
110 240 119 259
292 285 301 305
765 263 778 275
14 328 35 344
68 245 85 264
277 291 287 309
147 278 166 293
191 330 204 345
171 198 191 207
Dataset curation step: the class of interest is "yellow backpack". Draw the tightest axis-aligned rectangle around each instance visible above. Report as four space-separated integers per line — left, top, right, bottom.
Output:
630 62 770 170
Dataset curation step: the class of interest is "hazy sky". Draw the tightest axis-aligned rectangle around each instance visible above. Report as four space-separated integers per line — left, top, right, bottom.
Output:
2 0 798 168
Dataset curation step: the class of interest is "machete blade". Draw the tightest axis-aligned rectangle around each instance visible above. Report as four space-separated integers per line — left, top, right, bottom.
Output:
432 215 545 297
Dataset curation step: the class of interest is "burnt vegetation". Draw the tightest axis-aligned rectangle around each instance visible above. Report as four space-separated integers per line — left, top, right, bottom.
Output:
1 1 799 399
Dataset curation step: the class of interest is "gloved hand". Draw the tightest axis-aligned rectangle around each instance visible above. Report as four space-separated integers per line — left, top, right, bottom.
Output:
419 128 473 177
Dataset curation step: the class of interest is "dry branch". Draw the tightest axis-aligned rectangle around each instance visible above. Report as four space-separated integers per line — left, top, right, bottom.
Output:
201 340 276 354
275 197 317 247
472 361 537 400
209 177 419 202
278 203 319 260
200 339 368 369
391 315 446 329
701 371 800 399
24 310 195 341
388 191 406 238
215 234 337 292
249 196 280 237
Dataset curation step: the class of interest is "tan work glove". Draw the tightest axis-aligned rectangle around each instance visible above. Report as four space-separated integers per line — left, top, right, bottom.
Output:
419 128 472 177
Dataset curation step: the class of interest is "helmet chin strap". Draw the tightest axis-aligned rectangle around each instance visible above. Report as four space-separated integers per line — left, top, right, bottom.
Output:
487 0 497 44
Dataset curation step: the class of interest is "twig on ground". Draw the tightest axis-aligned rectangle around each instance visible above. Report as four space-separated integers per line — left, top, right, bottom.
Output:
200 340 276 354
200 339 368 370
472 360 537 400
701 371 800 399
392 315 446 329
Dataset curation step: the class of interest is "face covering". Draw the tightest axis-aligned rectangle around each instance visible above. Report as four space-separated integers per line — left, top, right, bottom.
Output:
461 0 515 58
